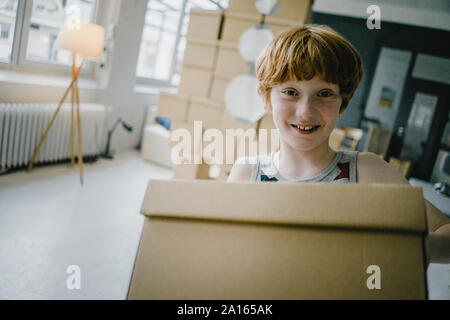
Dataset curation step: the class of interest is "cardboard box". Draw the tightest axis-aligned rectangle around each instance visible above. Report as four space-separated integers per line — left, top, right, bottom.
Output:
257 114 280 154
221 11 307 44
178 66 212 98
128 181 427 299
267 17 302 36
156 92 189 121
273 0 311 22
227 0 259 15
169 119 202 150
184 37 218 70
172 163 212 180
209 72 233 102
228 0 311 22
221 12 260 43
215 41 249 77
187 97 224 128
389 157 413 178
258 113 276 130
187 9 223 40
221 108 257 130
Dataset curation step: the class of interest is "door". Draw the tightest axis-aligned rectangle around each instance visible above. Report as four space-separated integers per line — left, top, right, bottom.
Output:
394 78 450 180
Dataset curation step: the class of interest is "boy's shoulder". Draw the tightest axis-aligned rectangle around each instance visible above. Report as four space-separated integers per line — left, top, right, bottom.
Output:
227 154 272 182
356 152 408 184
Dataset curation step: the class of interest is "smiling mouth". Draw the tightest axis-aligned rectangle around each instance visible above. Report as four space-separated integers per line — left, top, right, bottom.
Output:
290 124 321 133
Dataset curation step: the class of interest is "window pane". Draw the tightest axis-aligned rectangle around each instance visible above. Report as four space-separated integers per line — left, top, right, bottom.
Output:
0 0 19 63
136 0 229 86
25 0 97 66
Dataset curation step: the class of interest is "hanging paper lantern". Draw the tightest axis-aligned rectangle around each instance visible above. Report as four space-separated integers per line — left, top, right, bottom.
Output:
225 73 266 124
255 0 279 16
238 24 274 63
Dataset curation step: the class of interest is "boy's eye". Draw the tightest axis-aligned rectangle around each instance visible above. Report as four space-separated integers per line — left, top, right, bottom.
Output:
318 91 334 97
283 89 298 97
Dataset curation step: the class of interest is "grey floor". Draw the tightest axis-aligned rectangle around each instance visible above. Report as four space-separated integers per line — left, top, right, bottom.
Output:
0 151 449 299
0 150 173 299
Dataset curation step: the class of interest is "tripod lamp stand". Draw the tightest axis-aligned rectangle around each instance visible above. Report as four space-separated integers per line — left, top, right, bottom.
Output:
27 22 105 185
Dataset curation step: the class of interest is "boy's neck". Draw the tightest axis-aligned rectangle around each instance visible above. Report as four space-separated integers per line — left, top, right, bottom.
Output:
277 141 337 180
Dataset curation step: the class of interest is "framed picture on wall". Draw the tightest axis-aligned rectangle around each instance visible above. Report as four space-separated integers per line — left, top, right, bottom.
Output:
400 92 438 161
364 47 412 129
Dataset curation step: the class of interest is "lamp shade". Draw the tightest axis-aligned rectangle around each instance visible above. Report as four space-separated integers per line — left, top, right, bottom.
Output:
55 22 105 62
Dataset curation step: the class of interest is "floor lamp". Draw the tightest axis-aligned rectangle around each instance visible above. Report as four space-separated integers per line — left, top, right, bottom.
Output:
27 22 105 185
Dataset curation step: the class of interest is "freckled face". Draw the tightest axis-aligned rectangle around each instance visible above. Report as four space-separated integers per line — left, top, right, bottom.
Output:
269 75 342 152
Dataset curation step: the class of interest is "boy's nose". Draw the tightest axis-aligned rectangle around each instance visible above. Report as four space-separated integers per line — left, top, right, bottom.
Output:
295 96 316 118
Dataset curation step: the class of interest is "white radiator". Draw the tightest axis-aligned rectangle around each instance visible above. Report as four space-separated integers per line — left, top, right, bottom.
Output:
0 103 110 169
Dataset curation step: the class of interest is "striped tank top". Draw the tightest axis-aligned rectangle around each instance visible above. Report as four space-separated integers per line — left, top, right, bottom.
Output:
249 150 358 183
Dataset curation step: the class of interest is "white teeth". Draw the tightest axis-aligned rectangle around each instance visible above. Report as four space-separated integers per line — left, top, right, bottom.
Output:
292 124 318 131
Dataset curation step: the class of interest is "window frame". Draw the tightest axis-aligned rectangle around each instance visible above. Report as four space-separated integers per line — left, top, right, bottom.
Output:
0 0 101 78
135 0 226 88
136 0 188 88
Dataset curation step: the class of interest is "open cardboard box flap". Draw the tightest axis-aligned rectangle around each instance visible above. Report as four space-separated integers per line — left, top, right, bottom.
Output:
140 180 427 233
130 180 428 299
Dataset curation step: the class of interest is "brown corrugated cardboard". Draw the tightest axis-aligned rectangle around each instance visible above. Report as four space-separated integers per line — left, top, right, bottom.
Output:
268 18 303 36
274 0 311 22
221 108 257 130
169 119 202 152
187 9 223 40
259 113 276 130
227 0 259 15
178 66 212 98
256 120 280 155
215 41 249 76
221 11 307 44
210 72 233 102
184 37 218 70
187 100 224 128
228 0 311 22
157 92 190 121
128 180 428 300
221 12 260 43
190 96 224 110
172 163 212 180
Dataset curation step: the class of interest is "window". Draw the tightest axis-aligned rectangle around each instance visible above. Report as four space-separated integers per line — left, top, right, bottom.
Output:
0 0 19 62
136 0 229 87
0 0 98 71
25 0 97 66
1 23 11 39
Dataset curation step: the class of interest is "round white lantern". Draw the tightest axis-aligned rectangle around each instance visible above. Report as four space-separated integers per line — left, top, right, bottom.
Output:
255 0 279 16
238 25 274 63
225 73 267 124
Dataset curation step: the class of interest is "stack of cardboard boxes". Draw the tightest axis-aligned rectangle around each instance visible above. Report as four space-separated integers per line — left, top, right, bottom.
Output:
156 0 312 180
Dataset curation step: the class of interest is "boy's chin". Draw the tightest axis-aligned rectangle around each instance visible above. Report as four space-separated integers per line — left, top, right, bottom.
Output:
286 140 326 153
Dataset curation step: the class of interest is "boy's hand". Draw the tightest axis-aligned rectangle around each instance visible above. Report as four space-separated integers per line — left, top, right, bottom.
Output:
426 224 450 266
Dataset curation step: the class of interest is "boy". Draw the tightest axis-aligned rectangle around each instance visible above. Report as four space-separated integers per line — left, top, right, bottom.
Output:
228 25 450 264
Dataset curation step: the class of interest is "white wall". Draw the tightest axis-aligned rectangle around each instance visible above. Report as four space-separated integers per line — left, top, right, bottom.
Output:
0 0 159 154
95 0 157 153
313 0 450 32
